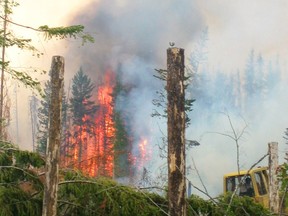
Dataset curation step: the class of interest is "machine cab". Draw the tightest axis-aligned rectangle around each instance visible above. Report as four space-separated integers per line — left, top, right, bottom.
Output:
223 167 269 208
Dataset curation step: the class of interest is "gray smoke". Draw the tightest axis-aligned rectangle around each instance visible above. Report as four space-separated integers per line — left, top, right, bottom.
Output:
63 0 204 184
65 0 203 78
62 0 288 199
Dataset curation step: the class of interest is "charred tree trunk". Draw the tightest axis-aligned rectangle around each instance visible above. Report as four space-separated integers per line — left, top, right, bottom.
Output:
268 142 279 214
42 56 64 216
167 47 186 216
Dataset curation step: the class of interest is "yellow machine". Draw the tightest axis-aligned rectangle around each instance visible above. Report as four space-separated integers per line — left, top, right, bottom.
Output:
223 167 269 208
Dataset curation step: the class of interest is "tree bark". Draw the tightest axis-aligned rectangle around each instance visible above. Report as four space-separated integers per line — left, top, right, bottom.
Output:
42 56 64 216
167 47 186 216
268 142 279 214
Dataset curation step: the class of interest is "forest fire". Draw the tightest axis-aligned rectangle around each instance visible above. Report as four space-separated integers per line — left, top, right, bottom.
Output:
63 69 116 177
61 67 151 179
92 69 116 177
136 138 150 172
139 138 148 162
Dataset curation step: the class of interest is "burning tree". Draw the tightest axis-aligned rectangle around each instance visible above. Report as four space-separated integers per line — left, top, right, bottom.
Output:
63 68 125 178
67 67 98 171
93 69 115 177
36 66 135 179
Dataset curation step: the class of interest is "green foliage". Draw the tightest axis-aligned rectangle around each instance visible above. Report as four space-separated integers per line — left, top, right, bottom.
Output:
152 68 195 127
13 150 44 168
113 111 132 178
186 193 273 216
8 68 42 94
187 195 219 216
0 0 94 98
217 193 271 216
0 141 44 216
0 32 35 50
38 25 94 45
70 67 98 127
278 163 288 211
0 143 274 215
67 68 98 166
278 163 288 189
0 186 42 216
58 171 168 216
0 1 41 96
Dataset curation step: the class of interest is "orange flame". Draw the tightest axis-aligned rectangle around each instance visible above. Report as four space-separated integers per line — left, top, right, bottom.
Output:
62 69 116 178
137 138 150 170
93 69 115 177
61 68 150 179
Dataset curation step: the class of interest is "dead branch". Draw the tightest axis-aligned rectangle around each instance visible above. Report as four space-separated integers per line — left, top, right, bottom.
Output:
191 155 209 195
205 112 248 175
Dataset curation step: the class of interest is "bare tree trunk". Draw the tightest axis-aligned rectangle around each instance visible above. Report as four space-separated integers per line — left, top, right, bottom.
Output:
167 47 186 216
42 56 64 216
268 142 279 214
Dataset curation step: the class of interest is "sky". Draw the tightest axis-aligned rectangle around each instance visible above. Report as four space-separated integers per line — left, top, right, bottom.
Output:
199 0 288 72
7 0 288 198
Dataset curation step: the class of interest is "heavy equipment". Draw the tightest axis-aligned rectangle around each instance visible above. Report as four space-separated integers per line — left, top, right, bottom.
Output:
223 166 269 208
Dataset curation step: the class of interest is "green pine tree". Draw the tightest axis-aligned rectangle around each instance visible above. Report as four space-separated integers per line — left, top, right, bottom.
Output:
69 67 98 166
70 67 97 127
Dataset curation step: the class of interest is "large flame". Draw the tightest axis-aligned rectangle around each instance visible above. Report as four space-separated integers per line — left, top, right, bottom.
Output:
62 69 116 178
92 69 115 177
61 68 151 179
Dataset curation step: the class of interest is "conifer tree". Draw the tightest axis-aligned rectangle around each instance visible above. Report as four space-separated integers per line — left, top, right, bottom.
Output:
69 67 98 167
266 59 281 94
36 80 68 155
244 50 256 97
112 76 133 178
36 81 51 155
70 67 97 127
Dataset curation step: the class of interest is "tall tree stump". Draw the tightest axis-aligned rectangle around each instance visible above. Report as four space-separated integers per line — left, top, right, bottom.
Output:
268 142 279 214
42 56 64 216
167 47 186 216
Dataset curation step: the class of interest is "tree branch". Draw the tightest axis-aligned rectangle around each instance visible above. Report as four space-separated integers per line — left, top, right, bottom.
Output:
136 186 169 216
0 15 41 32
0 165 39 179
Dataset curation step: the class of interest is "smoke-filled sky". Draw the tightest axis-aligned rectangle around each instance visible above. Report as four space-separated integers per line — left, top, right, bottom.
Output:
10 0 288 198
13 0 288 72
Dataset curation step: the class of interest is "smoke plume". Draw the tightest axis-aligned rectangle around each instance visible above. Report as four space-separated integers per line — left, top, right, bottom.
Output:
61 0 288 198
